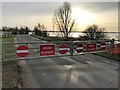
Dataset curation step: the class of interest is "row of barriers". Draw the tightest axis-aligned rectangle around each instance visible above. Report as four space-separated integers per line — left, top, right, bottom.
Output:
2 39 116 61
16 40 114 60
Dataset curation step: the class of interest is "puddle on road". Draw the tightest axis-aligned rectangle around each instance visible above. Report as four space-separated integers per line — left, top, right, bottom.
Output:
64 65 74 70
63 64 98 87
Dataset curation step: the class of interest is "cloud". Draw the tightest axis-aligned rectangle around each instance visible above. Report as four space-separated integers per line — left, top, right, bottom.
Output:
71 2 118 13
2 2 63 16
2 2 118 32
3 2 118 17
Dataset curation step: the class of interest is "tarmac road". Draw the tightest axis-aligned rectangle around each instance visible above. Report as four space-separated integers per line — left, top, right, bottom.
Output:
16 35 118 88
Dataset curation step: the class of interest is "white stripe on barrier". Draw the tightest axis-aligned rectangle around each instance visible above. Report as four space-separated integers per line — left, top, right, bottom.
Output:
17 50 29 53
101 45 106 48
59 48 69 51
76 47 83 50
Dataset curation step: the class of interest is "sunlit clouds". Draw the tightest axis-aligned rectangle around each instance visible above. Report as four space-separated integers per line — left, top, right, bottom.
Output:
2 2 118 32
71 7 95 25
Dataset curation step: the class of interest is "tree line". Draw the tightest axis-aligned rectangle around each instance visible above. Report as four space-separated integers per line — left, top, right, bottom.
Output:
1 23 49 37
2 26 29 34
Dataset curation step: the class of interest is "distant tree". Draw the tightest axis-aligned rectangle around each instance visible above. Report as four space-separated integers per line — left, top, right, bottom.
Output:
18 26 29 34
2 26 9 31
53 2 76 40
34 26 42 36
10 27 18 35
19 26 24 34
34 23 48 37
24 26 29 34
38 23 46 31
79 24 106 40
42 31 48 37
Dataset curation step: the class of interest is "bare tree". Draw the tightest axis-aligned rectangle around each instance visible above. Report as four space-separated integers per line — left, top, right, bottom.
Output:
38 23 46 31
80 24 106 40
53 2 75 40
34 23 48 37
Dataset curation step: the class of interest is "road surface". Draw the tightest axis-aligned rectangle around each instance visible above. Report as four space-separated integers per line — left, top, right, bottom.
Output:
16 35 118 88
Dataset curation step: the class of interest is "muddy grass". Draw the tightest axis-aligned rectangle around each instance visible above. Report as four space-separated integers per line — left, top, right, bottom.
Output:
2 60 21 88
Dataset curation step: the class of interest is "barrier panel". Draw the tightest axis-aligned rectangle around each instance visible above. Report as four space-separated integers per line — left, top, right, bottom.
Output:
2 40 114 61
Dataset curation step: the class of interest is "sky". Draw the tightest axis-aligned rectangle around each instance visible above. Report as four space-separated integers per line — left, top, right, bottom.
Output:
1 1 119 32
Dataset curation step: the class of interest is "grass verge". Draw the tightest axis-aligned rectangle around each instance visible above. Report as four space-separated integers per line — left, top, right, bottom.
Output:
93 51 120 61
2 37 21 88
2 37 15 60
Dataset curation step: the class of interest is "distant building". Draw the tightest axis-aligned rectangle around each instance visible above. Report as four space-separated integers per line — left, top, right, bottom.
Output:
0 30 12 37
29 31 35 35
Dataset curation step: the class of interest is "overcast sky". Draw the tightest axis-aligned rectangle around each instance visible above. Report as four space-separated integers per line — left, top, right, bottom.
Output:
1 2 118 32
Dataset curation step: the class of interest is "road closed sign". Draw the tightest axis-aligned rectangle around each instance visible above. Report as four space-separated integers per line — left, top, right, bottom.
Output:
87 43 96 52
40 44 55 56
16 46 29 57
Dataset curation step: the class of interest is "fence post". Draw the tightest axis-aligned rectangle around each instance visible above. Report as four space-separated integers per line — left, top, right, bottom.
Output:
70 41 74 56
110 38 115 48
